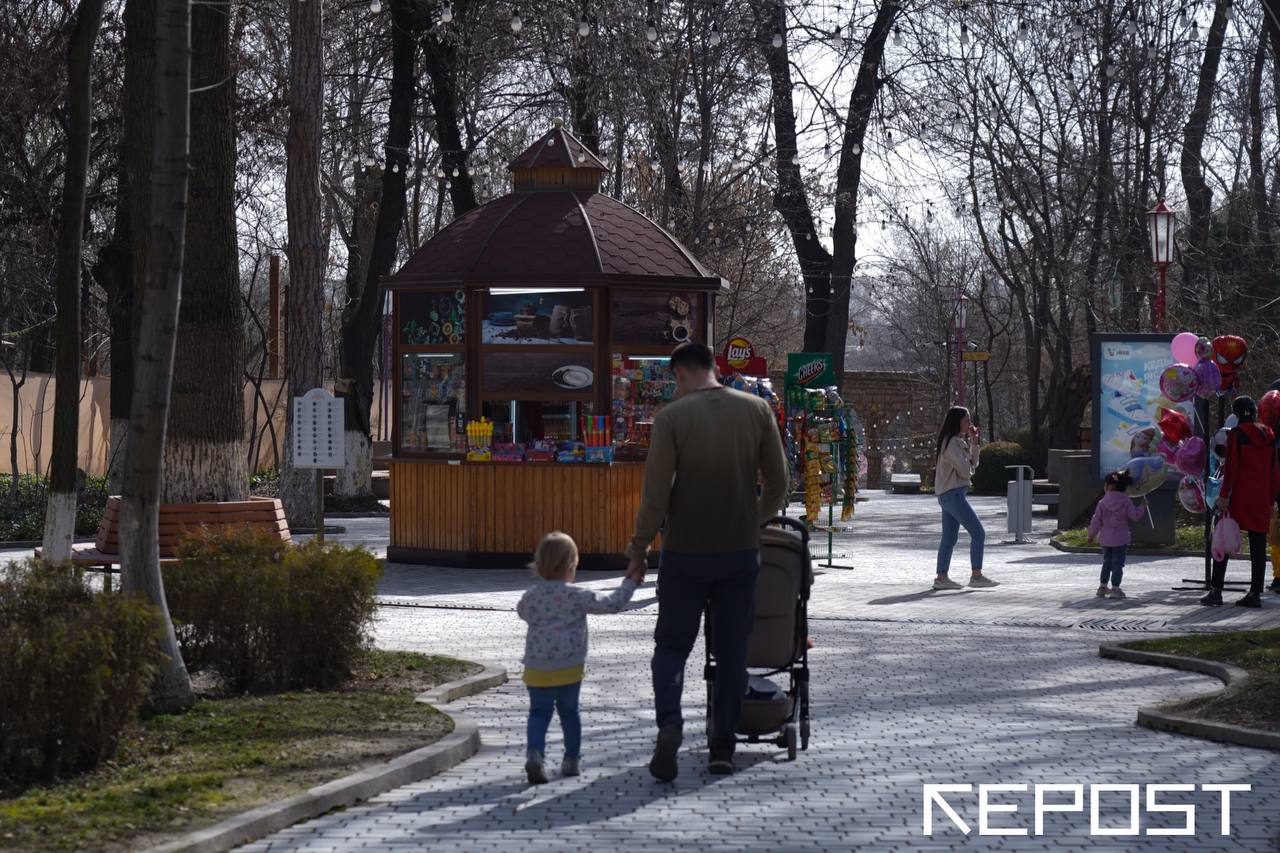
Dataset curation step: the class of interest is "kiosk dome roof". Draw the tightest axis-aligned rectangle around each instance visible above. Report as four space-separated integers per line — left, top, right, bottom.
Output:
386 124 721 288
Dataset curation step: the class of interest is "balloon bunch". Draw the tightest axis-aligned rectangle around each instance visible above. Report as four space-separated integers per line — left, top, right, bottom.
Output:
1160 332 1221 403
1161 332 1251 513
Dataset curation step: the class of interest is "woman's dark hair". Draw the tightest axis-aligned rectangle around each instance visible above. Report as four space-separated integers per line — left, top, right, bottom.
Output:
1104 469 1134 491
935 406 970 461
1233 395 1257 423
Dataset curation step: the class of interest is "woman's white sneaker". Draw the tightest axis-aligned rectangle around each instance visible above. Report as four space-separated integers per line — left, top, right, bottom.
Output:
968 575 1000 588
933 577 963 590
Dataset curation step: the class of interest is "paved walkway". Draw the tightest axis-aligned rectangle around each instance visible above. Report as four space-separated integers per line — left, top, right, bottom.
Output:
6 496 1279 849
245 495 1280 851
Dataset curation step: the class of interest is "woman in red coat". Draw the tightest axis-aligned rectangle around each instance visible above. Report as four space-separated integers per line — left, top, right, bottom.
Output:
1203 396 1280 608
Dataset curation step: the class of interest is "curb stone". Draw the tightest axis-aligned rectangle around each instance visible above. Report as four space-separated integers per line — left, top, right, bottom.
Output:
1052 540 1202 558
418 660 508 704
1098 643 1280 752
145 662 509 853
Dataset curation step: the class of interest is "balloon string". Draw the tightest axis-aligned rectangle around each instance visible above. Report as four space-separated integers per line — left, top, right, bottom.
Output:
1146 505 1154 528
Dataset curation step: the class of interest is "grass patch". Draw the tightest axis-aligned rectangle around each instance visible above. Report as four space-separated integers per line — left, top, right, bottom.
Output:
1122 628 1280 732
0 650 480 852
1054 524 1220 553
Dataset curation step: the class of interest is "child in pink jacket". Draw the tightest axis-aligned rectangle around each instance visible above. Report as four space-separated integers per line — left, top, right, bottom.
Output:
1087 469 1148 599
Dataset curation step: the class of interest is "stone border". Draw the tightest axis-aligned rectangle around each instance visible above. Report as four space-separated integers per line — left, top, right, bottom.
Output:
418 661 508 704
146 662 508 853
1052 539 1202 558
1099 643 1280 751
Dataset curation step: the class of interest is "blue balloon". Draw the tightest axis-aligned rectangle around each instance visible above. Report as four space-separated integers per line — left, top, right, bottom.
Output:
1205 475 1222 508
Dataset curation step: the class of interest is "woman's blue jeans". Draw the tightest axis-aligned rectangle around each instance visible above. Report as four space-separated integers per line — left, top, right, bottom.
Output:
937 487 985 576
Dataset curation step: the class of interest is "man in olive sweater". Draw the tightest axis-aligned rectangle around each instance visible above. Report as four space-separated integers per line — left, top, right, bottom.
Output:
624 342 788 780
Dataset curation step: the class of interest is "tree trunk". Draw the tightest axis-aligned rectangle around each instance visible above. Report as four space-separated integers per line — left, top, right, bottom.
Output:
421 16 477 217
43 0 107 561
1178 0 1230 314
162 0 246 503
825 0 897 377
756 1 831 352
336 0 416 499
280 0 326 530
92 190 132 493
120 0 195 714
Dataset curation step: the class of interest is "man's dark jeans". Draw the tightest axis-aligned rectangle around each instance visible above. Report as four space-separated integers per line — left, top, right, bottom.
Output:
651 549 759 757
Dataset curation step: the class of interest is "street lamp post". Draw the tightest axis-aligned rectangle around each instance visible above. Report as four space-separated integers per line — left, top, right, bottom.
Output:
955 290 967 406
1147 199 1176 330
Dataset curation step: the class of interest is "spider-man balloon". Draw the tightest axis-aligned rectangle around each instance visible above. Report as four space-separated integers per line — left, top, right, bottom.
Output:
1212 335 1248 391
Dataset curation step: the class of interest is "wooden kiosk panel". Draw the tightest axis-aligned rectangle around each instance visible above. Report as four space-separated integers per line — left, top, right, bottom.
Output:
387 460 648 568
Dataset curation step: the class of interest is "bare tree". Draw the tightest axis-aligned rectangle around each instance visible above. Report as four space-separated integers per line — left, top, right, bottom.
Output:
120 0 195 713
43 0 108 560
280 0 326 530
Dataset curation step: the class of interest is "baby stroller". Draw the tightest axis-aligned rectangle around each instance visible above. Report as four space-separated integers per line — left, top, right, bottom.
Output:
704 516 813 760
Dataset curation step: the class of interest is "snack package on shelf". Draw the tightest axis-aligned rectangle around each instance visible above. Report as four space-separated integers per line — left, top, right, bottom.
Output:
526 439 556 462
465 417 493 461
556 440 585 463
840 408 858 521
492 442 524 463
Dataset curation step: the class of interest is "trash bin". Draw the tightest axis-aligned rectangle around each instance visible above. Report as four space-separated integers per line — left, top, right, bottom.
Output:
1006 465 1034 543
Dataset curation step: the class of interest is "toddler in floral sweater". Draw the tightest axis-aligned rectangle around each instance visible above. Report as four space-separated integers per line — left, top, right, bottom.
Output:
517 531 637 784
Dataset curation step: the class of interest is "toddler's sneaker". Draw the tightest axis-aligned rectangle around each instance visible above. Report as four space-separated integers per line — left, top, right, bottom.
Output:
1095 585 1108 598
525 749 548 785
1108 587 1126 600
933 577 963 591
561 756 580 777
967 575 1000 588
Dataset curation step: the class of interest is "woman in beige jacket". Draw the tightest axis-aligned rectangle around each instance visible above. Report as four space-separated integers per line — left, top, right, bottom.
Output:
933 406 999 591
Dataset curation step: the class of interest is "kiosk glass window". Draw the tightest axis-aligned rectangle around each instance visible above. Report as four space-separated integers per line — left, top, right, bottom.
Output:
400 354 465 453
481 288 592 345
481 401 594 444
611 355 674 458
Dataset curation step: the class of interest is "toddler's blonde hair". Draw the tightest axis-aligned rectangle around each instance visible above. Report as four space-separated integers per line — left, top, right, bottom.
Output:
532 531 579 580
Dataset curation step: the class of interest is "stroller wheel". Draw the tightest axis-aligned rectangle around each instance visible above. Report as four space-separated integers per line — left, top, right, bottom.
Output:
785 724 798 761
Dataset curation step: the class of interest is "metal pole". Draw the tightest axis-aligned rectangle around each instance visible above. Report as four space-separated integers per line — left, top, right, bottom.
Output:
315 468 325 544
955 292 966 406
1155 265 1167 331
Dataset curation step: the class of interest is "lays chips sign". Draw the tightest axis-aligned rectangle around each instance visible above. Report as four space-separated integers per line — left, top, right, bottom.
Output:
725 337 755 369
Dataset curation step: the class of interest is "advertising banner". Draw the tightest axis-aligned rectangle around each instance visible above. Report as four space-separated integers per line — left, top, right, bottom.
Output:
1091 334 1195 479
786 352 835 389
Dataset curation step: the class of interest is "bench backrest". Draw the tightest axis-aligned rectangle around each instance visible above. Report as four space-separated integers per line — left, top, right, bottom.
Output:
96 496 291 558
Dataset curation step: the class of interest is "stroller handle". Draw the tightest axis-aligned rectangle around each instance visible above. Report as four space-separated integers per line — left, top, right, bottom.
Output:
764 515 810 542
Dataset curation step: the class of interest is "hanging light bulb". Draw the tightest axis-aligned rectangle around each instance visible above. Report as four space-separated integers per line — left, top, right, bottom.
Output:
1179 6 1188 25
959 23 970 46
790 152 799 165
578 13 589 37
467 166 475 176
451 167 459 177
646 19 658 41
1125 15 1137 36
1066 70 1077 94
772 30 783 48
369 0 381 13
1105 62 1117 77
510 6 522 33
1190 19 1199 39
829 25 842 48
366 156 377 167
391 162 400 173
893 25 902 47
1146 43 1157 60
444 180 452 189
851 142 861 155
1071 19 1083 39
436 167 446 179
1015 19 1026 44
709 22 721 46
441 1 452 23
1225 1 1234 21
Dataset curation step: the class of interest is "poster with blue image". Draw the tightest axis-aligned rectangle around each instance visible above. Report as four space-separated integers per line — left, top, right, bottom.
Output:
1092 334 1196 479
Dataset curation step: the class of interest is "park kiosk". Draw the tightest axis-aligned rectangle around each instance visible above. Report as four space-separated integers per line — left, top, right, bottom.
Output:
382 122 728 567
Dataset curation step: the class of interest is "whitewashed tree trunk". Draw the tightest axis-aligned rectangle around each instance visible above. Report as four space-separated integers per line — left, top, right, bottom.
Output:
333 429 372 498
42 0 106 561
280 0 325 530
120 0 194 714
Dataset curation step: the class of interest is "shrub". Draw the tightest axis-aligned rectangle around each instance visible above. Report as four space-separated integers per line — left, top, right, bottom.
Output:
166 528 382 693
971 441 1033 494
0 473 111 542
0 559 161 786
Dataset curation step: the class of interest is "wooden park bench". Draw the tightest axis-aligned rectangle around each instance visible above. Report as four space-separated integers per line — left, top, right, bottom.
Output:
35 496 290 591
